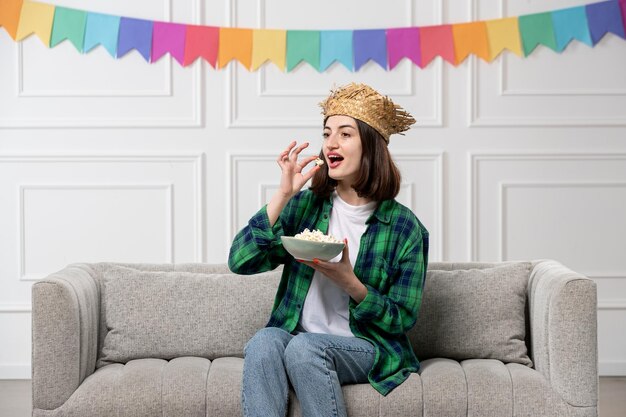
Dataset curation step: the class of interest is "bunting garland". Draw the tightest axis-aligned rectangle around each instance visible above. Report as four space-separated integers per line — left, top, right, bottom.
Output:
1 0 625 70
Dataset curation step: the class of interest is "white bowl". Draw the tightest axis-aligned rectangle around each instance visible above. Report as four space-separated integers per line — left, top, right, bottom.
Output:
280 236 345 261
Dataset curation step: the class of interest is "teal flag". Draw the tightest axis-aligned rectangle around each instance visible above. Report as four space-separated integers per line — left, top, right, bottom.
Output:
51 7 87 52
286 30 320 71
84 12 120 57
519 12 558 56
551 7 592 51
319 30 353 71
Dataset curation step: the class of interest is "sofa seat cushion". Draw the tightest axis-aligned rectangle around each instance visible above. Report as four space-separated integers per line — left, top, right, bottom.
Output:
418 358 569 417
33 356 243 417
34 356 569 417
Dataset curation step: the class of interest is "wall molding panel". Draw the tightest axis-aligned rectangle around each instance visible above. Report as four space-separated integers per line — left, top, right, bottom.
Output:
0 153 206 286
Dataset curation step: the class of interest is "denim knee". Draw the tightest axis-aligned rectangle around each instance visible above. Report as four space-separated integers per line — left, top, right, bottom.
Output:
244 327 291 360
283 333 321 369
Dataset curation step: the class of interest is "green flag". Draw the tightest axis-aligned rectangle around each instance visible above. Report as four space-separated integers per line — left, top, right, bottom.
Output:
518 12 558 56
286 30 320 71
51 7 87 52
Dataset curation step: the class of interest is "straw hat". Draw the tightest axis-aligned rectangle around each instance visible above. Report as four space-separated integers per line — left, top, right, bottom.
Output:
319 83 416 143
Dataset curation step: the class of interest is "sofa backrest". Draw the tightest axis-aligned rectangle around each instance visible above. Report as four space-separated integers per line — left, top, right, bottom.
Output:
87 261 532 368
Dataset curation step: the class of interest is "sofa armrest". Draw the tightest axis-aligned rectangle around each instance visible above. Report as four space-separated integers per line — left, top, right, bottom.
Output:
528 260 598 408
32 264 100 410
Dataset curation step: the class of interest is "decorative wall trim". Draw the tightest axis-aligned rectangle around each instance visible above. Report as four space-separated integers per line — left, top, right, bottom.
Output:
497 180 626 263
0 305 31 313
468 152 626 261
599 361 626 376
0 364 30 379
17 183 174 281
0 153 206 271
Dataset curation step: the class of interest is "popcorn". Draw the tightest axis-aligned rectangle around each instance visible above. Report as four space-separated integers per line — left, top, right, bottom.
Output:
294 228 342 244
315 157 324 166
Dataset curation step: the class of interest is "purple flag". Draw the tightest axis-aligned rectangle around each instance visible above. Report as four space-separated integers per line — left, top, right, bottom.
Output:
619 0 626 31
152 22 186 65
117 17 153 62
387 27 421 69
586 0 625 44
353 29 387 70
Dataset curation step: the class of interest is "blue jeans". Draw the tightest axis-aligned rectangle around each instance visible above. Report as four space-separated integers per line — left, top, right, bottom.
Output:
242 327 376 417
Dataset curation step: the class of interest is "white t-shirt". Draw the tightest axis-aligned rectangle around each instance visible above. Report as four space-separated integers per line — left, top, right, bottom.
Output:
298 192 377 337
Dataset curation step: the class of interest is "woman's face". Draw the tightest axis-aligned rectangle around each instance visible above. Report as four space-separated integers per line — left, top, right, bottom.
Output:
322 115 363 186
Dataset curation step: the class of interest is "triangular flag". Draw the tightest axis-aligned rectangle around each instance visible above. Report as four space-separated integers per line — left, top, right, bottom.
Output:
286 30 319 71
117 17 153 62
452 21 490 63
386 27 420 69
353 29 387 70
419 25 455 67
551 7 592 51
219 28 252 69
50 7 87 52
621 0 626 36
84 12 120 57
0 0 23 40
586 0 625 44
319 30 353 71
485 17 523 59
519 12 558 56
252 29 286 71
184 25 218 67
152 21 186 65
15 0 54 46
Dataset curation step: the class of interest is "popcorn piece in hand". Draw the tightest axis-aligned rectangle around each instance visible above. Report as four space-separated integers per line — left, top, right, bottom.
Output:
315 158 324 166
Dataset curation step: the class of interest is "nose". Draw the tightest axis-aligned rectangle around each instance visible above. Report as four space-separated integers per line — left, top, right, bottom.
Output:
325 132 339 149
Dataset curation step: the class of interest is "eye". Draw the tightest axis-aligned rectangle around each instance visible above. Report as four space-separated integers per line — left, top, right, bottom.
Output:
322 132 329 139
341 132 350 138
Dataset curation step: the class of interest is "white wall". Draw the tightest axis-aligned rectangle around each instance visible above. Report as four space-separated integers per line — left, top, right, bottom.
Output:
1 0 625 378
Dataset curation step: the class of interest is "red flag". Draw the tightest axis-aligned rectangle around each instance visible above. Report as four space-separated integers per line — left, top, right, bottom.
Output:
420 25 455 67
184 25 219 67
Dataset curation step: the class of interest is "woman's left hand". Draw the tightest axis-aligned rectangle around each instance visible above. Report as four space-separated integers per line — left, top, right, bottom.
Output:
299 239 368 303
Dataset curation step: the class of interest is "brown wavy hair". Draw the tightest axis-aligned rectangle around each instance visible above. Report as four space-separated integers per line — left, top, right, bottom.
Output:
310 118 402 201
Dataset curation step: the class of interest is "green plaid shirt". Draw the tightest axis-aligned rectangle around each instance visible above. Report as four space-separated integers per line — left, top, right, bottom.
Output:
228 189 429 396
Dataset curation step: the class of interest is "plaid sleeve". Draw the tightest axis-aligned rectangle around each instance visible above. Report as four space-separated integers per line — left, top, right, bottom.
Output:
227 205 288 274
351 227 427 335
228 190 313 275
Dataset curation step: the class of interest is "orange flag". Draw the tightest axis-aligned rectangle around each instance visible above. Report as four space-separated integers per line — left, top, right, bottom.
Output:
452 21 490 63
0 0 23 39
218 27 252 69
485 17 523 60
15 0 55 46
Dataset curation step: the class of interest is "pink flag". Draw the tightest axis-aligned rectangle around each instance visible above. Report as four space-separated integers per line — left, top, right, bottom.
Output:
387 27 421 69
152 21 186 65
419 25 455 67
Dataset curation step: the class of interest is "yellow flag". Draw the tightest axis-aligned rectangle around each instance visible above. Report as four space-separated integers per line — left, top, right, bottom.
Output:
485 17 523 60
15 0 55 46
251 29 286 71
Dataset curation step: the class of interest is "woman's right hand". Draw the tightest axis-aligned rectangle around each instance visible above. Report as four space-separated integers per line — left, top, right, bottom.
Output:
276 141 321 199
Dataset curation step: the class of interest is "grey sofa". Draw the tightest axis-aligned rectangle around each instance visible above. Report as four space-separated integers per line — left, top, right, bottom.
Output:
31 260 598 417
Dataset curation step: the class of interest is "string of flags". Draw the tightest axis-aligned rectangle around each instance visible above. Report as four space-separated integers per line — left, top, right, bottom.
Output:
0 0 625 71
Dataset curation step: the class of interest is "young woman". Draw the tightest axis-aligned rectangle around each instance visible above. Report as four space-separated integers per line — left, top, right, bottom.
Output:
228 83 429 417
